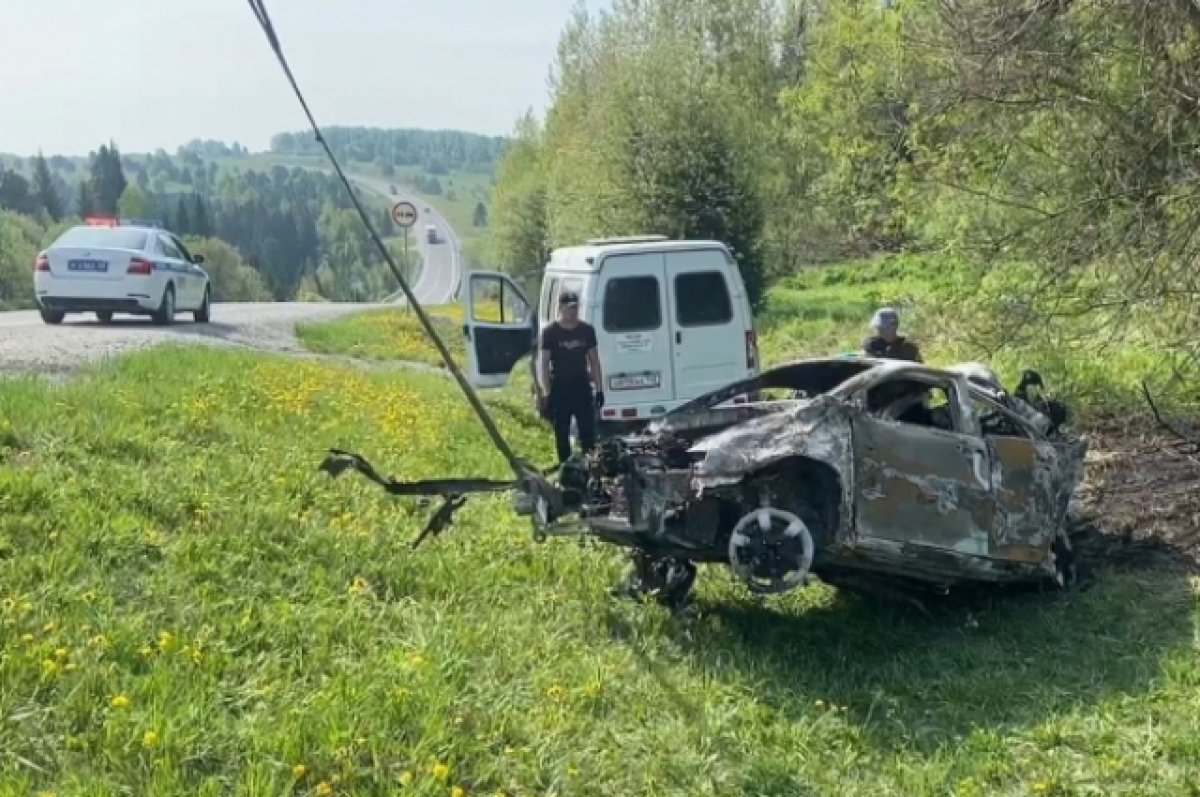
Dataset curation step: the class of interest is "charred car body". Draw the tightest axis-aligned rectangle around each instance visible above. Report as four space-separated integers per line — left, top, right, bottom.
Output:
526 356 1087 606
323 355 1087 608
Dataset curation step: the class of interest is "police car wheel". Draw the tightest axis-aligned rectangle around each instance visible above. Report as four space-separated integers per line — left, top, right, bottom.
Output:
194 287 211 323
152 285 176 326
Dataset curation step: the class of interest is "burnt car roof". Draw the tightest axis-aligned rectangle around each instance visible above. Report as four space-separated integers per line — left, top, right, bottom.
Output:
653 356 1063 441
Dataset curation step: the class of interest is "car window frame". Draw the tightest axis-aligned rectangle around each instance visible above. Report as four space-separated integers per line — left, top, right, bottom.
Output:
158 233 183 260
852 371 977 436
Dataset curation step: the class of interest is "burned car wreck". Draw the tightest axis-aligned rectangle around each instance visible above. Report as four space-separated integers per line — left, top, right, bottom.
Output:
528 356 1087 606
322 356 1087 609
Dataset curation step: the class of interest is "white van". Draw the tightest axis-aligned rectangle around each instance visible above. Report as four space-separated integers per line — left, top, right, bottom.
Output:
460 235 760 430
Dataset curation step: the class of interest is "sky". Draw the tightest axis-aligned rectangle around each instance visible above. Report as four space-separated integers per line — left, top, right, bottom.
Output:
0 0 605 156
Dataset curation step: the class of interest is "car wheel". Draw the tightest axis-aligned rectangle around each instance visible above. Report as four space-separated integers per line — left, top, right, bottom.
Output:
194 286 211 323
39 307 65 325
152 284 176 326
96 311 113 324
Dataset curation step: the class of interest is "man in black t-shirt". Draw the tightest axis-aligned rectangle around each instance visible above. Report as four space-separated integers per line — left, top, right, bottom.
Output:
536 290 605 463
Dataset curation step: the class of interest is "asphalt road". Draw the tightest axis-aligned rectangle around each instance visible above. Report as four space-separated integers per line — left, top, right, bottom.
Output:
343 172 464 306
0 302 380 377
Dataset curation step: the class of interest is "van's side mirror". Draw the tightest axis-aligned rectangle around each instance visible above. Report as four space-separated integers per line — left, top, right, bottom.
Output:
193 254 205 264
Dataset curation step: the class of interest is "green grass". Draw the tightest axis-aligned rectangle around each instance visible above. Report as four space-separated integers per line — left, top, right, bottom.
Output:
296 305 465 368
0 346 1197 795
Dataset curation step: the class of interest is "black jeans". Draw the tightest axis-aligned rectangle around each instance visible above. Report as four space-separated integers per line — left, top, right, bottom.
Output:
548 380 596 463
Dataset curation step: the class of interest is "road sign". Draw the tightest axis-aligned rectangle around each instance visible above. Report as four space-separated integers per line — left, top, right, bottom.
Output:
391 201 418 228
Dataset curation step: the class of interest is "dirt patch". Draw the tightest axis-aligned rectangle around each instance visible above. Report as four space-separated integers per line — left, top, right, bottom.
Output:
1070 418 1200 573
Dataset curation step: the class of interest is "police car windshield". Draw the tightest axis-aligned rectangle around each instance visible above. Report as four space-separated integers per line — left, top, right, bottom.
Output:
54 227 150 251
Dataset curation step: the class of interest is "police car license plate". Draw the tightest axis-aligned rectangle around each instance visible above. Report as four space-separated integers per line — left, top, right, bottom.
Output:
67 259 108 273
609 372 660 391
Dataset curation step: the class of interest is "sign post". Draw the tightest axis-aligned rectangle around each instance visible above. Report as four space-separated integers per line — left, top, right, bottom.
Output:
391 201 419 312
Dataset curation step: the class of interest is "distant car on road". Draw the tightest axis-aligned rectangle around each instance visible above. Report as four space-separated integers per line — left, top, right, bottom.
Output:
34 217 211 326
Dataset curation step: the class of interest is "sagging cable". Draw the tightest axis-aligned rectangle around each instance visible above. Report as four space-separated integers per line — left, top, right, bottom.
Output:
246 0 562 520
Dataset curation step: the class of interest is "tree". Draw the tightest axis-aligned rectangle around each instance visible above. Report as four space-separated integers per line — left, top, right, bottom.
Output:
87 142 127 215
31 153 63 221
117 185 151 219
77 181 92 217
176 197 191 235
0 170 38 216
183 236 271 301
473 201 489 227
191 194 211 237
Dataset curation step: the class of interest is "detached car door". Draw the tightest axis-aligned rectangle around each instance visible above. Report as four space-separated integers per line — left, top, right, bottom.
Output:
850 372 995 556
461 271 536 388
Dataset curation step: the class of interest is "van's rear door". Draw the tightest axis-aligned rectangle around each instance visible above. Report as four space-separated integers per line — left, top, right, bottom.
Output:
595 252 676 408
461 271 536 388
665 248 754 400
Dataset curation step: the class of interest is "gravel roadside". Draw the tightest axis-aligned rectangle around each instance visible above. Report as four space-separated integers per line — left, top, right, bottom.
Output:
0 302 383 379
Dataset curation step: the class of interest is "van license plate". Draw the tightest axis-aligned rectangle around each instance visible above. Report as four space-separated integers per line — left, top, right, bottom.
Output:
610 372 661 391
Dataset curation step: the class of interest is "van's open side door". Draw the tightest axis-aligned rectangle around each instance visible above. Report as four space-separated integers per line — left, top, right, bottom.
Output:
461 270 536 388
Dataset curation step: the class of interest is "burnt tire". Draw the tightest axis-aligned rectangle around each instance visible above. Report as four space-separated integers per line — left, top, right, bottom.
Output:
152 284 176 326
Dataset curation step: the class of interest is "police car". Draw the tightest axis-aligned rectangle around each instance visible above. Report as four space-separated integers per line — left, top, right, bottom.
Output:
33 216 211 325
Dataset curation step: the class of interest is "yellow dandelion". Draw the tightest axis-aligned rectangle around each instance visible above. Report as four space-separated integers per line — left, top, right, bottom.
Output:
139 645 154 658
54 647 69 661
316 782 334 797
21 633 34 644
430 762 451 781
292 764 307 780
41 659 60 677
1031 782 1053 795
503 747 517 757
348 576 370 596
64 663 77 673
408 651 427 668
451 787 467 797
545 684 566 701
157 631 175 653
142 730 159 748
42 621 56 633
399 770 414 787
90 634 109 649
82 591 96 603
110 694 131 709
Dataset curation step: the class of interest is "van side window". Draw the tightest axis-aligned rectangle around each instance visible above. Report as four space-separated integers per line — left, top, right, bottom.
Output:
675 271 733 327
603 276 661 333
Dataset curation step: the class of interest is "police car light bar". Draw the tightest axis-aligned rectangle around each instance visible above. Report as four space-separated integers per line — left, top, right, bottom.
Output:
84 216 166 229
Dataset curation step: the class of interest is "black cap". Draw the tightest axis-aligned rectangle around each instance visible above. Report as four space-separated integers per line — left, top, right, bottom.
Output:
558 290 579 306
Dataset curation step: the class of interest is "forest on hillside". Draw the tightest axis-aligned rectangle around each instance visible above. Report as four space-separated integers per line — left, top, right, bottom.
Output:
487 0 1200 381
0 133 443 307
269 127 507 175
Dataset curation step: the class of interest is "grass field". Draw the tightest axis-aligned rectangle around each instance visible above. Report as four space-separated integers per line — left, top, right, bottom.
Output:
2 345 1198 795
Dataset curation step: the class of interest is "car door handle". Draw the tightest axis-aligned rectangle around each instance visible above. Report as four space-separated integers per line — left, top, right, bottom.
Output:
675 331 681 344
